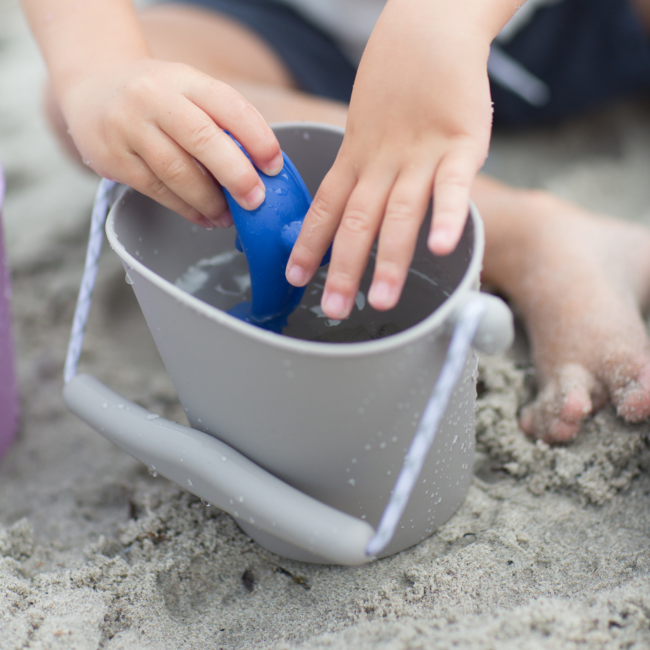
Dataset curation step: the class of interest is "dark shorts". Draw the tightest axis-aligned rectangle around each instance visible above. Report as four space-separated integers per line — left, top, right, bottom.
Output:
167 0 650 126
167 0 357 103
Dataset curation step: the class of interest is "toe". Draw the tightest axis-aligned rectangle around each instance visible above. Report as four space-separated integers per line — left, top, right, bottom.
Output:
519 364 606 443
611 360 650 423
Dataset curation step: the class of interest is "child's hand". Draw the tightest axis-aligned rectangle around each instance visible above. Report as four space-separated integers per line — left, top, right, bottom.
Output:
61 59 283 229
286 0 503 319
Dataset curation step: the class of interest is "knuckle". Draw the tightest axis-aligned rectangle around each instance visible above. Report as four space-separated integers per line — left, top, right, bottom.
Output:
190 121 220 153
340 208 372 236
327 267 356 291
103 104 129 133
148 177 171 201
164 157 190 184
306 194 337 230
374 259 403 283
437 167 468 190
228 167 259 198
219 88 254 121
384 199 416 225
120 73 158 108
258 128 280 155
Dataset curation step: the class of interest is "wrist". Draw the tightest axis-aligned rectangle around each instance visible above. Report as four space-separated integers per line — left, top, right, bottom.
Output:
382 0 518 50
22 0 152 99
52 50 151 104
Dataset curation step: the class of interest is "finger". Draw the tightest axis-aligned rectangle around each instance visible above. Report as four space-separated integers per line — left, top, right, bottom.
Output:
131 122 231 227
159 96 267 211
184 75 283 176
286 163 356 288
121 151 217 229
321 171 395 319
368 165 434 311
428 147 478 256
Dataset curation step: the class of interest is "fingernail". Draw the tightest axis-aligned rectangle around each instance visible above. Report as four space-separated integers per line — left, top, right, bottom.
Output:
286 264 306 286
245 185 265 210
322 292 350 319
368 281 398 309
265 153 284 176
200 216 215 230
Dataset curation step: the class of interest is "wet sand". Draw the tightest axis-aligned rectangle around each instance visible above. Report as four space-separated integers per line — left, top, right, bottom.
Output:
1 0 650 647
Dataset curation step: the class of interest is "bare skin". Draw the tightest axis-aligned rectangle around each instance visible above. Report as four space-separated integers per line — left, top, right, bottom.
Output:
476 178 650 442
44 3 650 443
24 0 519 326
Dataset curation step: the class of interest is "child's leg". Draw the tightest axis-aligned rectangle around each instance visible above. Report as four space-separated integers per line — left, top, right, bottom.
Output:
475 175 650 442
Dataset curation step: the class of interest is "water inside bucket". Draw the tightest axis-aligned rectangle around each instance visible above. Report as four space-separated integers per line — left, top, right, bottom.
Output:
174 246 450 343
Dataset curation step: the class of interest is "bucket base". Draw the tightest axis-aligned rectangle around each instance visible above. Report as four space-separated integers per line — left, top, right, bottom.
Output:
236 518 437 565
237 520 336 564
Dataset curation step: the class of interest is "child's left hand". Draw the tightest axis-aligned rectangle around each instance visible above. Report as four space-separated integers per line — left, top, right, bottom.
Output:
285 0 500 319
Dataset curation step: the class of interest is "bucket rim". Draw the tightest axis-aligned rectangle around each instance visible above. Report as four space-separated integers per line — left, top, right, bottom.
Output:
106 123 485 359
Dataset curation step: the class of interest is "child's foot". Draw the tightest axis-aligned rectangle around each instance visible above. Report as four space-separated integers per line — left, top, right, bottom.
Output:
477 179 650 443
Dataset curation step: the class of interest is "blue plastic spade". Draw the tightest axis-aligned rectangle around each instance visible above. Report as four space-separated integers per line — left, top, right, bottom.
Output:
222 136 330 333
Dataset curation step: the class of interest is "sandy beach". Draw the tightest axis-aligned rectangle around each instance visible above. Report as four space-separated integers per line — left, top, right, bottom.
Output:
1 0 650 647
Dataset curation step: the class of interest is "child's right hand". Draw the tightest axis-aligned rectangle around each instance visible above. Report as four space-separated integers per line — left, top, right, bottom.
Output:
59 58 284 229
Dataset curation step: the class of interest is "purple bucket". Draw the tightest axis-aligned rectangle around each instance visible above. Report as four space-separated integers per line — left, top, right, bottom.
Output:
0 165 18 457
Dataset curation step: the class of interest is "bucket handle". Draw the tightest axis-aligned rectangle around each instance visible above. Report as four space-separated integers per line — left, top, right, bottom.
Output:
63 179 513 565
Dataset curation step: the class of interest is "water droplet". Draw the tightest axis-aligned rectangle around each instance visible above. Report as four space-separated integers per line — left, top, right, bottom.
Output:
125 272 133 285
221 456 227 462
102 402 109 409
117 403 124 409
349 479 356 486
146 413 160 421
148 465 158 477
201 499 211 507
187 479 193 487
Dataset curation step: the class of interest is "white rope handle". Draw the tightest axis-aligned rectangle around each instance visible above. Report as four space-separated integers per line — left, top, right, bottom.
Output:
366 297 487 557
64 179 117 384
64 179 486 560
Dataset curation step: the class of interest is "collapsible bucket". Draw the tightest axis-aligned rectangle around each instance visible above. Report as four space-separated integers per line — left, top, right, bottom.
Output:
0 164 18 458
64 124 513 565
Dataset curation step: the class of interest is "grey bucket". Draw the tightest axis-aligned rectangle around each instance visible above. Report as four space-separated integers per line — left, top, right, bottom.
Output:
64 123 513 565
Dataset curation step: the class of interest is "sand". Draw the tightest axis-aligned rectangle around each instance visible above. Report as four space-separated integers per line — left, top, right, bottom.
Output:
1 0 650 647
